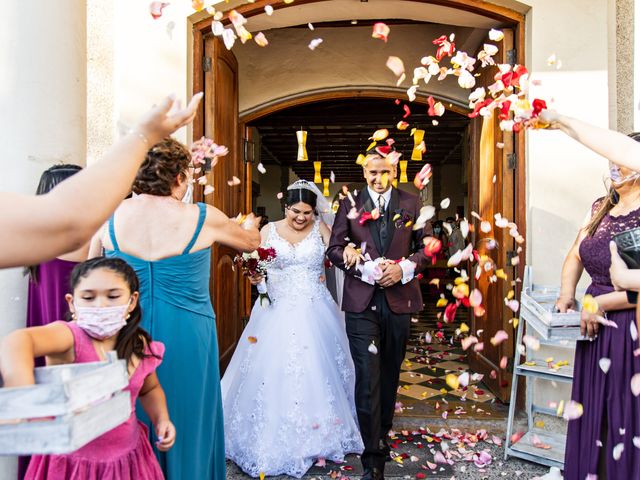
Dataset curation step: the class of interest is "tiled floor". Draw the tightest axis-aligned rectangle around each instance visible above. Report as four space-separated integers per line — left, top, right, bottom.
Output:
395 285 507 421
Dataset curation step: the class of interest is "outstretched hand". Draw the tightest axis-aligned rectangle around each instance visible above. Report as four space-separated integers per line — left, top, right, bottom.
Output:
536 109 561 130
135 93 204 145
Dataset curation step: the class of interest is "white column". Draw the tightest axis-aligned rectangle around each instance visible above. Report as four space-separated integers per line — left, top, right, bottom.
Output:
0 1 86 477
635 0 640 130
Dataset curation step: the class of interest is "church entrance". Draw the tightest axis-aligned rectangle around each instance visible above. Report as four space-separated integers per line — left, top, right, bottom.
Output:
191 0 526 403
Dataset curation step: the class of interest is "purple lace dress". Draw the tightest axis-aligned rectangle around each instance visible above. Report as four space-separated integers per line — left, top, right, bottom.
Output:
564 200 640 479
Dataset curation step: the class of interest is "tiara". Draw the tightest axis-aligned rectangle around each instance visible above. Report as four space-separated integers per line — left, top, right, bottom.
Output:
286 180 316 192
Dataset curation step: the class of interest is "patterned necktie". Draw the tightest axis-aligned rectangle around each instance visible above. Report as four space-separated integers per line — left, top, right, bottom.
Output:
378 195 388 250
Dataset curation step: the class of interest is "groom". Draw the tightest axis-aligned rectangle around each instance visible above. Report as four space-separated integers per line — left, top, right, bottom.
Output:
327 151 430 479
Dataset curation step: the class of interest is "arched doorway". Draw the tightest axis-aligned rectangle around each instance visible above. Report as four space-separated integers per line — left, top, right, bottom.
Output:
192 1 526 403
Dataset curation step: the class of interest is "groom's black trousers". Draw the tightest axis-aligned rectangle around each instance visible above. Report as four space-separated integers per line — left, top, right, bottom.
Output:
345 289 411 470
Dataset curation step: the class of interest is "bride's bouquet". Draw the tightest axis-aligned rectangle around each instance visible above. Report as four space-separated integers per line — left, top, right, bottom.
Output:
235 247 277 306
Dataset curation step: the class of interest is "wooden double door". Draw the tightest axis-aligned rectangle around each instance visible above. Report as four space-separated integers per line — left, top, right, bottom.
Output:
194 36 250 373
194 31 523 401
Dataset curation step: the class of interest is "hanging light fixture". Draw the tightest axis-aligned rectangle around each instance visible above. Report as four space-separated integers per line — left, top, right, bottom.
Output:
313 161 322 184
411 129 425 161
296 128 308 161
323 178 330 197
399 160 408 183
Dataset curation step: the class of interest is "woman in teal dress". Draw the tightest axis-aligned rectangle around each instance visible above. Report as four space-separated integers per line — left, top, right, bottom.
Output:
91 138 261 479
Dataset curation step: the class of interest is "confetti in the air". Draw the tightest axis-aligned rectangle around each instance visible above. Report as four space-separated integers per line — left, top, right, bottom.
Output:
309 38 323 50
372 22 390 42
149 2 169 19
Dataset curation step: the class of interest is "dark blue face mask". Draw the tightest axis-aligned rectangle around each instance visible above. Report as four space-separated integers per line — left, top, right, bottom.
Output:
434 227 442 235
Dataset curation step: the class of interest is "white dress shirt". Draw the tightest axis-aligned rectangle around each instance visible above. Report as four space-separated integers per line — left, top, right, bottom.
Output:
358 187 416 285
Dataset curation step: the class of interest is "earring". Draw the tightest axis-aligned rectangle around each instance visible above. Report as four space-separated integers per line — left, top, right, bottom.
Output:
126 313 131 320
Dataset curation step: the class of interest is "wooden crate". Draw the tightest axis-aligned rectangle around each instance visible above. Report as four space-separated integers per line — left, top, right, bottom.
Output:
0 352 131 455
520 267 585 341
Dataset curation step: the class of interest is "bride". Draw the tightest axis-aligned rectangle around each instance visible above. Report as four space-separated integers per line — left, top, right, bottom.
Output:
221 180 363 478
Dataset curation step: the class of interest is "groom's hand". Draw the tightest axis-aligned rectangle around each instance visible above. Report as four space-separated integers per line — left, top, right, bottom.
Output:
377 262 402 288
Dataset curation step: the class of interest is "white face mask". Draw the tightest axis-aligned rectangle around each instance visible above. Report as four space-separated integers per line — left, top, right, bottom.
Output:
182 182 194 204
74 302 130 340
610 165 640 186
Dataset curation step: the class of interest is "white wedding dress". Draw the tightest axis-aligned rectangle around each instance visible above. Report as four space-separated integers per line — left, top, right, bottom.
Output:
221 221 364 478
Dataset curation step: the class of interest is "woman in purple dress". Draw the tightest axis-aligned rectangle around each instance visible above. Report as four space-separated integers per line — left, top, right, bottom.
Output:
26 165 88 359
557 159 640 478
20 165 89 479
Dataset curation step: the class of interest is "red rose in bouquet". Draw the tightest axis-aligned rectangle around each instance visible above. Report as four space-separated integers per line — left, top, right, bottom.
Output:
234 247 277 306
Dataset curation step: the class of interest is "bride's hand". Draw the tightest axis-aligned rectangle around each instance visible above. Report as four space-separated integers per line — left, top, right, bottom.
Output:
343 245 364 268
249 274 264 285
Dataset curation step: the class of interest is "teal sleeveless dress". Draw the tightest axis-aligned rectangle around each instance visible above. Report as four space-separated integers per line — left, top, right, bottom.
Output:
105 202 225 479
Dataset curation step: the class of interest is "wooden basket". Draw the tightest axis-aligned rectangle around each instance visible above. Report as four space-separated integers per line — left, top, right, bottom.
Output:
0 351 131 455
520 266 584 341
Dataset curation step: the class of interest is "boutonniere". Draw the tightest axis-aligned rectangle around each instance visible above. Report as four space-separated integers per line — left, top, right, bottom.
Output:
392 209 414 229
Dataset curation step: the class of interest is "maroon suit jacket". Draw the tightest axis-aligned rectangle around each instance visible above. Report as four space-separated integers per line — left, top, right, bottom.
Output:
327 187 431 314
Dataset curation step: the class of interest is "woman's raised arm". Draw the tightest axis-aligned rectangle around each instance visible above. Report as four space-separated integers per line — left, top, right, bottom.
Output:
0 93 202 268
539 110 640 171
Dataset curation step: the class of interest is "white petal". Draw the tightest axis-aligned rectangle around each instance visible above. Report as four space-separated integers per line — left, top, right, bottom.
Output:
631 373 640 396
598 358 611 374
386 56 405 77
613 443 624 460
460 219 469 238
458 371 470 387
488 29 504 41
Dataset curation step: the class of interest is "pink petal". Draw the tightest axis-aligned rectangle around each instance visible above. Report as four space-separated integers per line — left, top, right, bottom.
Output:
149 2 170 19
490 330 508 346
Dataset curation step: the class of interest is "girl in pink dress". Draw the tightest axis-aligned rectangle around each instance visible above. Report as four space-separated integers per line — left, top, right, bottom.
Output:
0 257 174 480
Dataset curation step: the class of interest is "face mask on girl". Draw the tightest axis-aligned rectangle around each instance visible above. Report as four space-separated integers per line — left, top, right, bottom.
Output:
74 301 130 340
434 227 442 235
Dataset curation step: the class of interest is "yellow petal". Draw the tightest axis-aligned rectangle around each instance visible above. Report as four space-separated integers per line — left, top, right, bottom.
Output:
381 172 389 189
583 294 599 314
459 322 470 333
446 373 459 390
436 298 448 307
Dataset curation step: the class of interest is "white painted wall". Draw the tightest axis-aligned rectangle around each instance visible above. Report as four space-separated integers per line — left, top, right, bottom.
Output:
0 3 87 476
523 0 612 416
525 0 611 288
